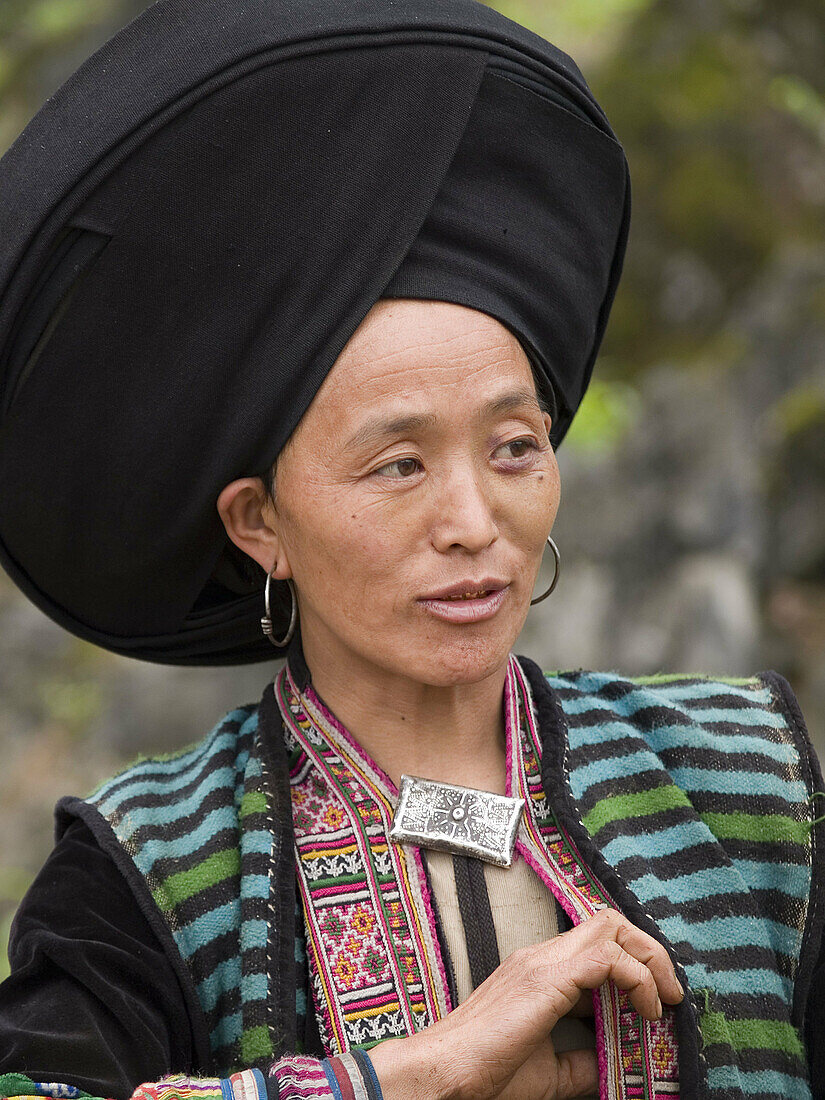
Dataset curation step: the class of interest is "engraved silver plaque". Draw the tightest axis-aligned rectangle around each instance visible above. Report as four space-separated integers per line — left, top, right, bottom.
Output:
389 774 525 867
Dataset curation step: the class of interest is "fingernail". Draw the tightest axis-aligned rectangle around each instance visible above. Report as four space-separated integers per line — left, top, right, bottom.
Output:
655 996 662 1019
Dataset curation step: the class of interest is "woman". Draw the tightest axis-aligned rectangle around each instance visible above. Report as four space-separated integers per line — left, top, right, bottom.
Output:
0 2 822 1100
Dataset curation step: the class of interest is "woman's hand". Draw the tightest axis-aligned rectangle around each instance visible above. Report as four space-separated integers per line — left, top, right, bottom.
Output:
367 908 684 1100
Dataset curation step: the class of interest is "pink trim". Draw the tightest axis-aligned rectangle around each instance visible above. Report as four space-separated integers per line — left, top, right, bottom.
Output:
345 992 401 1010
594 985 609 1100
410 843 454 1014
504 655 518 799
293 728 417 1035
516 839 580 924
313 884 367 899
299 674 399 796
642 1017 655 1098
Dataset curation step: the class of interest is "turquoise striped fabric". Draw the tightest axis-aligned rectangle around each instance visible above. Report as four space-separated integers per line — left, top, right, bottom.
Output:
86 704 277 1075
550 669 814 1100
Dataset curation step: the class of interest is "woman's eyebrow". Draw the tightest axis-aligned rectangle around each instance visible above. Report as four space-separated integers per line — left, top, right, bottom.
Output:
344 389 544 451
344 412 439 452
484 388 544 417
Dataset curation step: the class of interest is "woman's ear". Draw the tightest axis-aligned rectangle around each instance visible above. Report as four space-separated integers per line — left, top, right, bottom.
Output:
216 477 293 579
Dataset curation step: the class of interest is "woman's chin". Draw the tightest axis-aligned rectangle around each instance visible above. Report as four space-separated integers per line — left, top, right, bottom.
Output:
400 629 519 687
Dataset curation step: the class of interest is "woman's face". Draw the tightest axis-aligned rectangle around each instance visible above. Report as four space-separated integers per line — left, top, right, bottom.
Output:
227 299 560 686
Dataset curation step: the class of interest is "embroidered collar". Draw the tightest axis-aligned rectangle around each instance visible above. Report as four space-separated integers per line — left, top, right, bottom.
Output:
274 655 679 1100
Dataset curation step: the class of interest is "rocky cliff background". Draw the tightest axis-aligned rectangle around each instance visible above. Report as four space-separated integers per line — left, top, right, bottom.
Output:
1 0 824 971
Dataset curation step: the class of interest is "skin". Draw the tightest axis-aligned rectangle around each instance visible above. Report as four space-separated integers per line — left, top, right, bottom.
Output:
217 299 683 1099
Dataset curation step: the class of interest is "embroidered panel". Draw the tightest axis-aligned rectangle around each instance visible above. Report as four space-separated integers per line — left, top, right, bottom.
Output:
277 666 450 1053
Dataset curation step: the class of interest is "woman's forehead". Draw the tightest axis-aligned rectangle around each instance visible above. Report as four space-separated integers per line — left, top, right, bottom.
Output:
310 299 536 415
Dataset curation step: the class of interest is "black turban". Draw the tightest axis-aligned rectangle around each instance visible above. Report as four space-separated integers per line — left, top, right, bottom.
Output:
0 0 630 665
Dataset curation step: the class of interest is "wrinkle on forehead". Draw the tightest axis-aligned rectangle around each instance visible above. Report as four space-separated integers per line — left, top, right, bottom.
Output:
335 302 526 389
287 299 536 450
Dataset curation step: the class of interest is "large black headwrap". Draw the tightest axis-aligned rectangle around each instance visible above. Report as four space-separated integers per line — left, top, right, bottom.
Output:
0 0 630 664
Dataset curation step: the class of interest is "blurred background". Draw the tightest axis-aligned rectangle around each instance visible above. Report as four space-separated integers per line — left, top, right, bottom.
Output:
1 0 824 972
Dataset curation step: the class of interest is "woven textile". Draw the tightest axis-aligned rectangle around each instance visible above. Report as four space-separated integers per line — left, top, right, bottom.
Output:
276 656 680 1100
81 707 276 1075
510 661 680 1100
550 669 815 1100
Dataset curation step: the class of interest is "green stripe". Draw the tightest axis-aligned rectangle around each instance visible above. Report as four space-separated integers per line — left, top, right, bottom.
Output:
701 1011 805 1056
241 1024 273 1062
582 784 692 836
700 811 811 846
0 1073 100 1100
153 846 241 911
240 789 268 819
310 871 396 889
629 673 760 687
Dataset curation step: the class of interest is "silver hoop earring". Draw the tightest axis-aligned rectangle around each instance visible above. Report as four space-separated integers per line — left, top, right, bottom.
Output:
530 536 561 606
261 574 298 647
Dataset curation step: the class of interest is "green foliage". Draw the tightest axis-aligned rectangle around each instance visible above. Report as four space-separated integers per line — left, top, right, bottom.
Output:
0 0 123 152
488 0 655 64
773 384 825 439
563 378 642 456
769 74 825 138
37 679 103 738
578 0 825 382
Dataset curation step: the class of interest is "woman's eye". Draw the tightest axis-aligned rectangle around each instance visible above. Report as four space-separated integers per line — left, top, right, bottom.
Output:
376 457 421 479
496 438 537 461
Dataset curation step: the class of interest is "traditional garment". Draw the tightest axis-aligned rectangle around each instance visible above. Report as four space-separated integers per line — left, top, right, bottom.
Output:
0 0 629 663
1 655 822 1100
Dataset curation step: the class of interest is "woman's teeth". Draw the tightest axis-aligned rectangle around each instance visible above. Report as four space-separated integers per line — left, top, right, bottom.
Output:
445 591 489 601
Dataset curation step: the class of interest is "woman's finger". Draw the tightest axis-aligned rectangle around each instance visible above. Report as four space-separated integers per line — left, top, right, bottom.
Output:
495 1040 598 1100
554 908 683 1005
556 1048 601 1100
587 937 662 1020
609 913 684 1005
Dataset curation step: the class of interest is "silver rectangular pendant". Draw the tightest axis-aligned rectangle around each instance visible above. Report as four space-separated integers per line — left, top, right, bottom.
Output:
390 774 525 868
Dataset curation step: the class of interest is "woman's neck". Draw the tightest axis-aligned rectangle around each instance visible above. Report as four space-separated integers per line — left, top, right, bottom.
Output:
294 633 509 795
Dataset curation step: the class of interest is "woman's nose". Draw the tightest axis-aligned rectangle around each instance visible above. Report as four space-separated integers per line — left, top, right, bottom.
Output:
429 467 499 554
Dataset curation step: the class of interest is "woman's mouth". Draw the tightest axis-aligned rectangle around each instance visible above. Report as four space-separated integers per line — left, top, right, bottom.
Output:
418 583 510 623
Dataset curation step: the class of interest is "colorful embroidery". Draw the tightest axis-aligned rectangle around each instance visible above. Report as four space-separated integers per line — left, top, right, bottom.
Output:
277 666 449 1053
130 1076 225 1100
0 1079 97 1100
269 1055 333 1100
